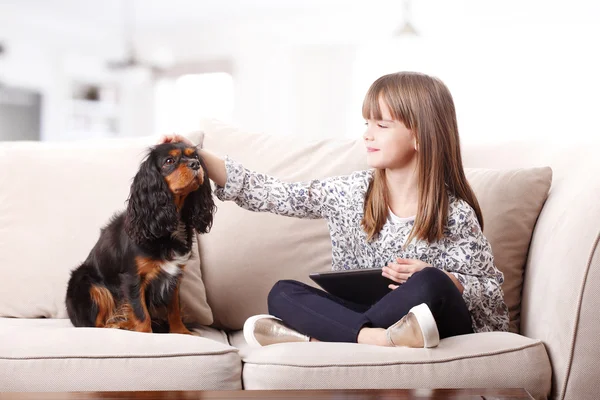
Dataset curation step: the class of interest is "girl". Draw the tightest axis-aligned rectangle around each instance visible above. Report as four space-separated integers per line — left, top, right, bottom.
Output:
161 71 509 348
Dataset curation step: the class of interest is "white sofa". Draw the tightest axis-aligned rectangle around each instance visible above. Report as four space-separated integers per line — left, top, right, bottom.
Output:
1 120 598 400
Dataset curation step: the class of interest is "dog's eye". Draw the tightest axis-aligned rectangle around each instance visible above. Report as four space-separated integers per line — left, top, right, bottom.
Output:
165 158 175 165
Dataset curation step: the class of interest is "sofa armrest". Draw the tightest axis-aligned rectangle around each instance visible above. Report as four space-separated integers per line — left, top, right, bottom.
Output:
521 158 600 400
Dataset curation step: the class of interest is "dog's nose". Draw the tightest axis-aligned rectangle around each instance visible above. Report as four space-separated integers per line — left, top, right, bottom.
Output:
188 160 200 170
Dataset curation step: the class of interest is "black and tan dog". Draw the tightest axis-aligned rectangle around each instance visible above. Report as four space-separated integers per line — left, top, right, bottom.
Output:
66 142 215 334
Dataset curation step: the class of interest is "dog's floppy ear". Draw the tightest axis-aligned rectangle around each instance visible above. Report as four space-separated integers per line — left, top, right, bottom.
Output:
125 152 178 244
182 156 216 234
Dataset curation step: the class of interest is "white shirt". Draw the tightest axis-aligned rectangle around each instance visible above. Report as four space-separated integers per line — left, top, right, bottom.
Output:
388 208 416 224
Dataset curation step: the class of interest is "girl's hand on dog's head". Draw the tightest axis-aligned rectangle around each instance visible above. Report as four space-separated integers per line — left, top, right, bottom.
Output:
158 134 196 147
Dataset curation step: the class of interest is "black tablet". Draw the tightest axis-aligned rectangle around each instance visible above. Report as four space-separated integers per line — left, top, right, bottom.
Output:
309 268 396 306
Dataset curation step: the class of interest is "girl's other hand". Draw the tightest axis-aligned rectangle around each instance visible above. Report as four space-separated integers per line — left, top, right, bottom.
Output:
158 134 196 147
383 258 431 290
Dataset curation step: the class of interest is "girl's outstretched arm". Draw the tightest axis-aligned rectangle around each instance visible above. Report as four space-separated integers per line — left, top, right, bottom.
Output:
198 149 226 187
213 155 364 220
158 134 367 220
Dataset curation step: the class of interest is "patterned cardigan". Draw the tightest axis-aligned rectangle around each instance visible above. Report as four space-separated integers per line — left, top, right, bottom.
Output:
215 156 509 333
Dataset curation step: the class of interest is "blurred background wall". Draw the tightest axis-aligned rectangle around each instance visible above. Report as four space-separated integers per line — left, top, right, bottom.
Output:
0 0 598 144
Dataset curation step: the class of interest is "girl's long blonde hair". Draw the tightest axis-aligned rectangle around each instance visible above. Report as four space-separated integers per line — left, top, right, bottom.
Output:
361 72 483 246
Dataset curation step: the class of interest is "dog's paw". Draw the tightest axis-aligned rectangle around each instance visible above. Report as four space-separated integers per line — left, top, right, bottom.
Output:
170 326 194 335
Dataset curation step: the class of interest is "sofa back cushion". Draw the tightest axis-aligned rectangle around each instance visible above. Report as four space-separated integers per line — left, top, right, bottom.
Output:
198 120 551 332
0 134 213 326
464 168 551 332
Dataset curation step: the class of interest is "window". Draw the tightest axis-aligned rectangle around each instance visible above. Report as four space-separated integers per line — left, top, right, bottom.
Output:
154 72 234 135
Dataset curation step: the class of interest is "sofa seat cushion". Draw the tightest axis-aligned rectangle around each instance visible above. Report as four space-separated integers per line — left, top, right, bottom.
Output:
229 330 551 399
0 318 241 391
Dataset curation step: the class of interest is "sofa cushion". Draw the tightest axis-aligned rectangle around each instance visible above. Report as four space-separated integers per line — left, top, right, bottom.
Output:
198 119 552 333
464 168 552 333
0 317 240 391
0 133 213 326
229 330 550 399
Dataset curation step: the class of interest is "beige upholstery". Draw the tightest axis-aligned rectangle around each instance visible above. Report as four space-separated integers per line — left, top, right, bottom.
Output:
229 330 550 399
0 317 241 391
0 133 213 326
0 120 597 399
563 241 600 400
465 167 552 333
461 141 600 400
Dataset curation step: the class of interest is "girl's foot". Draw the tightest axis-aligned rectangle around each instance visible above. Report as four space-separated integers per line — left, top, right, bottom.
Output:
243 314 310 347
385 303 440 348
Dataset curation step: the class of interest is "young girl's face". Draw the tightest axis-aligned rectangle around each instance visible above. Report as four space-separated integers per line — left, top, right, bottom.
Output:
363 98 417 170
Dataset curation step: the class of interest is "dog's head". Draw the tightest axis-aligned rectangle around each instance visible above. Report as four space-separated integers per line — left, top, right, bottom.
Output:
124 142 216 245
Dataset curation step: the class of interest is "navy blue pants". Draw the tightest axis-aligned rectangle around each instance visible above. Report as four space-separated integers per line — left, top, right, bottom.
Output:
267 267 473 343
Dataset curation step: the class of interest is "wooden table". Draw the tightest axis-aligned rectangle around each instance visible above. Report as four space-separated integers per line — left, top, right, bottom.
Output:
0 389 533 399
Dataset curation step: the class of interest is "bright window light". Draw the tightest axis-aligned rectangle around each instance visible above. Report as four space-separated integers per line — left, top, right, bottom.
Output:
154 72 234 135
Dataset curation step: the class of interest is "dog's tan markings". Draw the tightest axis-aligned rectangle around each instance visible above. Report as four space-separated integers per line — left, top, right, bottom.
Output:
134 281 153 332
167 283 192 335
165 165 199 210
89 285 116 327
173 194 188 210
105 303 133 329
168 149 181 157
133 256 191 334
136 256 163 282
104 255 159 333
105 302 151 333
165 164 191 189
184 148 195 157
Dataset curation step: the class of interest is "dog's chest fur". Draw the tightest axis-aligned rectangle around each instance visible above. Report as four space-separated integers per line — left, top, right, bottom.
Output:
145 222 193 308
145 250 191 308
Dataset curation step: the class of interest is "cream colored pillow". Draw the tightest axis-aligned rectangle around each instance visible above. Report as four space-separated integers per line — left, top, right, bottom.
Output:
0 132 213 326
198 119 551 333
465 167 552 333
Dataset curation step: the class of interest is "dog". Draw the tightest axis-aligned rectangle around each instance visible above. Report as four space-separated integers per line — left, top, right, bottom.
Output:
65 142 215 334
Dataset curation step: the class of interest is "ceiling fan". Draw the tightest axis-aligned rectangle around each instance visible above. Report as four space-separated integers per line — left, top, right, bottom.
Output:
107 0 165 76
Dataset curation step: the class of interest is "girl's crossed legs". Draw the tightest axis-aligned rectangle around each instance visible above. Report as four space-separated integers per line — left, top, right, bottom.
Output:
266 267 473 344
